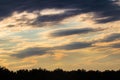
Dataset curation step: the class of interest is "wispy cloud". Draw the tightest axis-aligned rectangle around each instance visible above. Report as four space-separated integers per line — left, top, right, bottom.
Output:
95 53 120 63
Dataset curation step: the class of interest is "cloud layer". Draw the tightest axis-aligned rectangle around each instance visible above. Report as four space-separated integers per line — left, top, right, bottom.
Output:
0 0 120 71
0 0 120 24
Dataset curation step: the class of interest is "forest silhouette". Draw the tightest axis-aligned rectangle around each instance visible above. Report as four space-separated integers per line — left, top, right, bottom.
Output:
0 66 120 80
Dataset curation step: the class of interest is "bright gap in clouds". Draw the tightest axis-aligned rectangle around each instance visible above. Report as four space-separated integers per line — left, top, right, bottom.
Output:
40 8 77 16
40 9 66 15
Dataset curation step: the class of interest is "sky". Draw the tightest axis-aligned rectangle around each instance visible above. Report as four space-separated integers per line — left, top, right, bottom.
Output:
0 0 120 71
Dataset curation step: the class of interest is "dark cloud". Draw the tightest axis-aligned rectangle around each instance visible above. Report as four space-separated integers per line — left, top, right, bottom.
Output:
31 9 80 25
11 47 51 58
50 28 94 37
50 28 103 37
111 43 120 48
101 33 120 42
56 42 92 50
0 0 120 23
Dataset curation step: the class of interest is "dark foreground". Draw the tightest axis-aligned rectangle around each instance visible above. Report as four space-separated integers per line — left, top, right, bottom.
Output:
0 67 120 80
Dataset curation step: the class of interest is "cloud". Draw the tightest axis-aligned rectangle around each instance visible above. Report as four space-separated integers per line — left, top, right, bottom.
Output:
101 33 120 42
50 28 104 37
56 42 93 50
111 42 120 48
11 47 51 58
0 0 120 23
96 53 120 62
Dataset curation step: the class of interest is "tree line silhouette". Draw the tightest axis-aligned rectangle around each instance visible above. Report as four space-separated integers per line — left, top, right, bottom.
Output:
0 66 120 80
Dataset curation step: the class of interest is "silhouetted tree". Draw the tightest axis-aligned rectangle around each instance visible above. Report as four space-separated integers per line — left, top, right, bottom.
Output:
0 66 119 80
